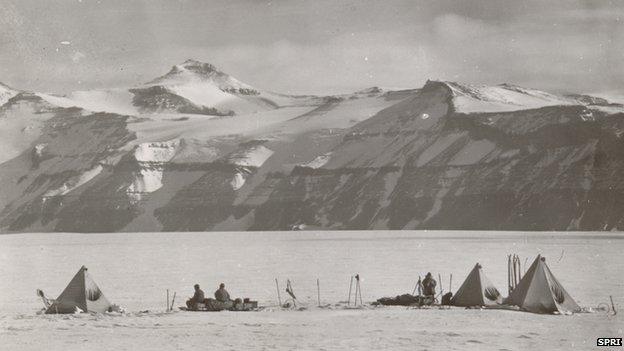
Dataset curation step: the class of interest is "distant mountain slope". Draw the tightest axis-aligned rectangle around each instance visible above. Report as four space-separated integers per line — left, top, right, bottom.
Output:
445 81 621 113
1 66 624 232
33 59 306 117
137 59 280 115
0 82 19 106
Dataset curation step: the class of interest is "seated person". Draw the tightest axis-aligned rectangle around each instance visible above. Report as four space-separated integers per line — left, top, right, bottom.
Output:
186 284 205 309
214 283 231 302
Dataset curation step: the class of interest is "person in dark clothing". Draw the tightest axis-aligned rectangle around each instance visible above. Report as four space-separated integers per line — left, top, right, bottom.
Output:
422 272 437 297
214 283 231 302
186 284 205 309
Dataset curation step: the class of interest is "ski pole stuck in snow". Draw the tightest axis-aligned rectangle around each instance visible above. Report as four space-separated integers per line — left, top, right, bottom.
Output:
170 292 176 311
438 273 443 296
317 278 321 307
275 278 282 306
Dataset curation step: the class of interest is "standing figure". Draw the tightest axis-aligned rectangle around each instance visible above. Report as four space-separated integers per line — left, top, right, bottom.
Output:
422 272 437 297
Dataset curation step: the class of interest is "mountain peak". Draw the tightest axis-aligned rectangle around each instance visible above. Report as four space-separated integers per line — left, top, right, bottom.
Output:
144 59 262 100
147 59 224 85
178 59 218 74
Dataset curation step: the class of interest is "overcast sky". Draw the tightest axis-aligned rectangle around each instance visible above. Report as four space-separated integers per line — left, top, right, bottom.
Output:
0 0 622 95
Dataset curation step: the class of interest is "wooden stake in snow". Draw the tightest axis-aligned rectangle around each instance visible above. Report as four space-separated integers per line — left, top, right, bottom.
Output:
348 275 354 306
317 278 321 307
507 255 511 295
170 292 176 311
166 289 169 312
513 255 518 289
275 278 282 306
438 273 443 296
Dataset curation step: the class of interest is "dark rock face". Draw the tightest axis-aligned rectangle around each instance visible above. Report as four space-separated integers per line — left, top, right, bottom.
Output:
154 167 238 231
0 109 136 232
130 86 234 116
52 154 142 233
1 81 624 232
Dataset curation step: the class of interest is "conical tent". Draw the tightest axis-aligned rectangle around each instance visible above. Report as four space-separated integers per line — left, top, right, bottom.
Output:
451 263 502 307
508 255 580 314
46 266 112 314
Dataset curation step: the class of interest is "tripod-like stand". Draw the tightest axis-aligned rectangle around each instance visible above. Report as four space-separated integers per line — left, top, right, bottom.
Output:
285 279 297 307
347 274 363 306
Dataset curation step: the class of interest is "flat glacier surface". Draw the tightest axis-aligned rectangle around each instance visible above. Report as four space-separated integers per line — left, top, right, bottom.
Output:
0 231 622 350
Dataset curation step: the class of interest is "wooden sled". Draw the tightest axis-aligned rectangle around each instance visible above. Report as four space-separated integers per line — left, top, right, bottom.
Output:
180 299 258 312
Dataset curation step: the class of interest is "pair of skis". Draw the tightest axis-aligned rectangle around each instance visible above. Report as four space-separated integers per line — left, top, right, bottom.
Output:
508 254 522 294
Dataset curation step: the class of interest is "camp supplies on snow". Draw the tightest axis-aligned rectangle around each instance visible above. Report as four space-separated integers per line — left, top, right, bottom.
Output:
181 297 258 312
374 293 435 306
441 292 453 305
507 255 580 314
451 263 503 307
45 266 113 314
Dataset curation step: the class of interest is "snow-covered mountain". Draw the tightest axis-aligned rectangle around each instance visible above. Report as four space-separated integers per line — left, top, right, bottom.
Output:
445 81 620 113
35 59 307 117
148 59 259 94
2 64 624 233
135 59 281 115
0 82 19 106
